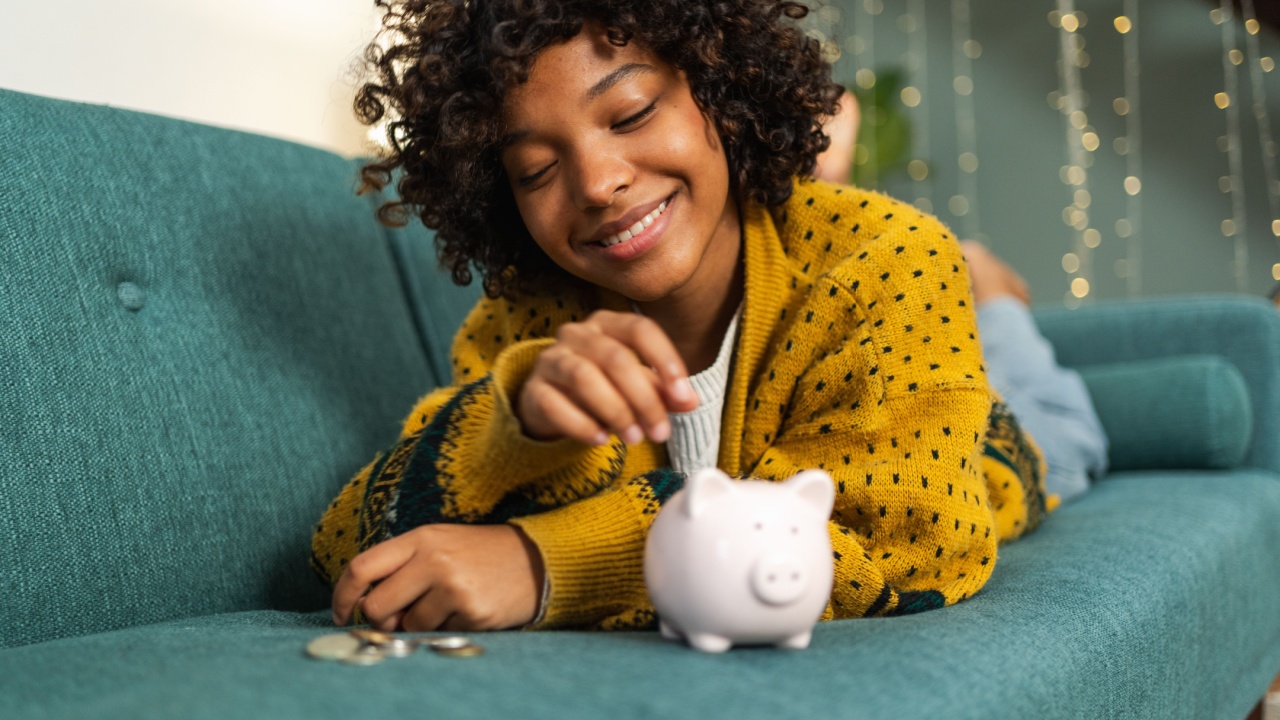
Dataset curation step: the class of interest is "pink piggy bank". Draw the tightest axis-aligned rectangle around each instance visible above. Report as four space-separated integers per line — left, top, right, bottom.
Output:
643 467 835 653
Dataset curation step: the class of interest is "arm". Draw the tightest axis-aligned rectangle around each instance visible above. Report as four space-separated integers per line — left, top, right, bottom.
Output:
310 291 626 587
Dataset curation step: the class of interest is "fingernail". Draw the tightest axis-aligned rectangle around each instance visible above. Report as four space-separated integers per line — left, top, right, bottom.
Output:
672 378 694 402
622 425 644 445
592 431 610 446
650 420 671 443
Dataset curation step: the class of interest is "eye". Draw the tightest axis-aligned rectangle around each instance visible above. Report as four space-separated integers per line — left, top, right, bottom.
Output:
791 526 798 535
613 101 657 130
516 162 555 188
754 522 763 531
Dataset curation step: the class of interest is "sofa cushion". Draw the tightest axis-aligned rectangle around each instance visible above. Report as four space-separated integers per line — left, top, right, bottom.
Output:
1033 295 1280 475
1077 355 1251 471
0 89 434 648
3 470 1278 720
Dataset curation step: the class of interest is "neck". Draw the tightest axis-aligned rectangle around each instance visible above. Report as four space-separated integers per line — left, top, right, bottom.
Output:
635 200 744 375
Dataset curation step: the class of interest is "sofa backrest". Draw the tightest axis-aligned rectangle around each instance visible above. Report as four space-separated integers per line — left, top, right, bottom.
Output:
0 88 450 648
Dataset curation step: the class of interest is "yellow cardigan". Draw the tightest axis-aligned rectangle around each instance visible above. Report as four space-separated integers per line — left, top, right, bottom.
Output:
311 179 1052 630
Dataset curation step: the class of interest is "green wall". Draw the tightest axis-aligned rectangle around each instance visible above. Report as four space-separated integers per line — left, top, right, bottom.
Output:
823 0 1280 305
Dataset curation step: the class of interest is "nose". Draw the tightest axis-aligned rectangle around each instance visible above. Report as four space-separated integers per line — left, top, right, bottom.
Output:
568 147 633 210
750 553 808 606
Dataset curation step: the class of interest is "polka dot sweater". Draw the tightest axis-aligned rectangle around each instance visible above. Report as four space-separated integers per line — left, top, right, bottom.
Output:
310 178 1053 630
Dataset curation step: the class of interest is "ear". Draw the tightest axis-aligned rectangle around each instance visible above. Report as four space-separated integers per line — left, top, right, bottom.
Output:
786 470 835 517
683 468 736 518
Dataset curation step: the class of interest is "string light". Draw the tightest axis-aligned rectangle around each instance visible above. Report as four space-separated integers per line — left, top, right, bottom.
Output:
1117 0 1143 294
1216 0 1248 291
904 0 933 214
1239 0 1280 275
950 0 981 240
855 0 880 188
1053 0 1094 308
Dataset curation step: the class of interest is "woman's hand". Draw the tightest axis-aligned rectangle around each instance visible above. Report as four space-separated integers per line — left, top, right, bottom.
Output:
331 524 545 632
516 309 700 446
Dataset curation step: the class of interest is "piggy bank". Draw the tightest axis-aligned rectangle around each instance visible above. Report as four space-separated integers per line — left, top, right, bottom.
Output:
643 467 835 653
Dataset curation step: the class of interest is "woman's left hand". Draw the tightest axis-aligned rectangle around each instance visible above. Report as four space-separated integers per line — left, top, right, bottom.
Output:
331 524 545 632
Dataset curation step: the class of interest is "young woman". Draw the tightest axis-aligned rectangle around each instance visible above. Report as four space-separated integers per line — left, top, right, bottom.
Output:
311 0 1051 633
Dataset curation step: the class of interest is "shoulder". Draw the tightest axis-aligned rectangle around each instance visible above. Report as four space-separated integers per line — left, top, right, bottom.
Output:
773 179 966 302
776 181 984 394
774 179 963 285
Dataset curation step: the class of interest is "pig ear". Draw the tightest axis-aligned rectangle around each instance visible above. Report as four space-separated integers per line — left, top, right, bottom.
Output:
683 468 736 518
786 470 835 517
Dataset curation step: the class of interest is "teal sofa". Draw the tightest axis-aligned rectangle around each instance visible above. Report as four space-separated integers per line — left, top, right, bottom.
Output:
2 87 1279 719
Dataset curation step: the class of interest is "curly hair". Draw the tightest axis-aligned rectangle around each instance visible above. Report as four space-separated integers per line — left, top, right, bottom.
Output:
356 0 842 298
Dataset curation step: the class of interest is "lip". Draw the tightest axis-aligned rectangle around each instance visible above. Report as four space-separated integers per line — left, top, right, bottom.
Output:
587 191 676 263
586 192 675 244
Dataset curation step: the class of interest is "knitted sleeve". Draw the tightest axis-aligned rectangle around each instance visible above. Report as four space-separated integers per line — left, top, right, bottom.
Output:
309 290 630 586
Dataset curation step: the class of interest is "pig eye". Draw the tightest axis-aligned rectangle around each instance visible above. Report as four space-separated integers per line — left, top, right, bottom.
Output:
754 522 763 531
791 526 798 535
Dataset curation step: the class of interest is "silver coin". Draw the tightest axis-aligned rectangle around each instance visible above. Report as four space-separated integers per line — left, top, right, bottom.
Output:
421 636 472 650
379 638 415 657
306 633 363 660
341 649 387 666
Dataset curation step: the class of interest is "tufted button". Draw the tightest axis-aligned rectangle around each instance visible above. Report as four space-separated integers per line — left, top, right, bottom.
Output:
117 281 146 311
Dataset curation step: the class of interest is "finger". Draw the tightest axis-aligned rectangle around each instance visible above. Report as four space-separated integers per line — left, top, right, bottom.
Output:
402 590 455 633
591 312 697 413
357 560 435 630
523 380 611 446
545 352 646 444
576 338 675 443
331 538 417 626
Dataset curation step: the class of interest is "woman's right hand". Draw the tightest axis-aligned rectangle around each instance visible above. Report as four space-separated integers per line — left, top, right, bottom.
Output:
516 310 700 446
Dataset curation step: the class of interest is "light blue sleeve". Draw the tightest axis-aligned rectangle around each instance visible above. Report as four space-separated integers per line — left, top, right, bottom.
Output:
976 297 1109 503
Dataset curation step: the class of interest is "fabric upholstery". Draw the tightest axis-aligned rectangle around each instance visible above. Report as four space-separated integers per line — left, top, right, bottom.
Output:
0 89 433 648
3 471 1278 720
1077 355 1252 471
1033 295 1280 474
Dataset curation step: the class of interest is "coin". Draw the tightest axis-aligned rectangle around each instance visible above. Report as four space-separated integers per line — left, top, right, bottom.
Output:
421 636 472 651
350 628 395 645
432 644 484 658
342 650 386 666
306 633 363 660
379 638 415 657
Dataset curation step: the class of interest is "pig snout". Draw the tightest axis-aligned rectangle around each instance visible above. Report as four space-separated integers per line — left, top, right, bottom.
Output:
750 552 808 606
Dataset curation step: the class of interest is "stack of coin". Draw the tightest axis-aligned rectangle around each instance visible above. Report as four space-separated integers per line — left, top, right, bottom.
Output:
419 636 485 658
305 629 485 664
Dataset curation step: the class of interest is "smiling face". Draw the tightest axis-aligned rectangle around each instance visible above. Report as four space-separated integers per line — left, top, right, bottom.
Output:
500 26 741 305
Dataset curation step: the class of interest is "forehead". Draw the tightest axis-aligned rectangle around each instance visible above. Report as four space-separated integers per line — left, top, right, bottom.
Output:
504 27 667 115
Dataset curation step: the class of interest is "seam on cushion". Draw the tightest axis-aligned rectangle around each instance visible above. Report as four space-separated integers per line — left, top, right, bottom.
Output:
354 165 440 384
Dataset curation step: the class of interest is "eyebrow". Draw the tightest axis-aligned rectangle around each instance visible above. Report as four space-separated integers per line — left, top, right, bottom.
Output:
503 62 658 147
586 62 657 101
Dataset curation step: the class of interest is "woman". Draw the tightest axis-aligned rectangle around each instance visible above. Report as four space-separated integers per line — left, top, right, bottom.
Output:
311 0 1051 633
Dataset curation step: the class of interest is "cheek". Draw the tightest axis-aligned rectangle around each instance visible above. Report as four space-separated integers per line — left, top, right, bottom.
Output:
657 100 726 170
512 193 566 260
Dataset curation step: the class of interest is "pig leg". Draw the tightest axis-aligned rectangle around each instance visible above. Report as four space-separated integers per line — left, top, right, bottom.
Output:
659 620 682 641
686 633 733 653
778 630 812 650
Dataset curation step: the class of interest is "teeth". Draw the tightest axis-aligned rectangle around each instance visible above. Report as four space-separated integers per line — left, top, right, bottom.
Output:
600 198 671 247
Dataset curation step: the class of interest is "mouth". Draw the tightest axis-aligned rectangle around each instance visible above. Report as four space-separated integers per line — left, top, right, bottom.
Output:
589 191 677 248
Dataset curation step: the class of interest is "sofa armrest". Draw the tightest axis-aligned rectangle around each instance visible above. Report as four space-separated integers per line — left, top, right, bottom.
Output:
1031 294 1280 475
